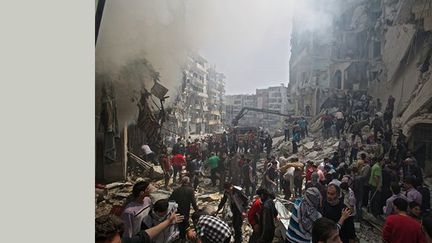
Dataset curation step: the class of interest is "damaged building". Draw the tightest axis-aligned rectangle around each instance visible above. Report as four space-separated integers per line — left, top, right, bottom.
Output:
369 0 432 176
173 53 226 136
289 0 377 116
96 58 171 183
289 0 432 175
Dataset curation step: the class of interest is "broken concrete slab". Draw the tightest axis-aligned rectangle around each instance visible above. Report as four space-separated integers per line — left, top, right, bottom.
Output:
332 141 339 149
304 141 315 150
150 189 171 202
149 166 164 181
306 151 319 159
278 141 293 154
113 192 130 199
198 193 222 202
105 182 128 190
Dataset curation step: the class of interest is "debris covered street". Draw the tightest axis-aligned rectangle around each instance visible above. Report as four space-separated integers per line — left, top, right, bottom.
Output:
95 1 432 243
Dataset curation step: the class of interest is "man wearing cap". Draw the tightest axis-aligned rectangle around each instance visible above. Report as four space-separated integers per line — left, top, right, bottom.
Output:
121 181 155 239
169 177 199 240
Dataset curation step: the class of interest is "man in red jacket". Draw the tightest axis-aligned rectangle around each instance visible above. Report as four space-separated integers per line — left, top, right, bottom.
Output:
382 198 425 243
247 188 269 243
171 153 186 183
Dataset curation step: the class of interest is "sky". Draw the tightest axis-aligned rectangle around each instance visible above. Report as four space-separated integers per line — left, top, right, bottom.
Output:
184 0 294 95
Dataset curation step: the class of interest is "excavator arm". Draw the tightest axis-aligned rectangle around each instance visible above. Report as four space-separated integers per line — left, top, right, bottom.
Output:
231 107 304 126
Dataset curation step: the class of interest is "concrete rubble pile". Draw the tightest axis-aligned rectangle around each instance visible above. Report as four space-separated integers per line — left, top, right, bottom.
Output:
275 135 340 164
96 168 231 215
96 136 382 242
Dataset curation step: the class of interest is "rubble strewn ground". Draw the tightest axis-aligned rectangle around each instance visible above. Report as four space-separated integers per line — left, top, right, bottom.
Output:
96 134 386 242
356 221 381 243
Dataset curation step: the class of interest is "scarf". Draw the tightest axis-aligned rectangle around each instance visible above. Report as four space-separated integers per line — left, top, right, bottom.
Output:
299 187 322 235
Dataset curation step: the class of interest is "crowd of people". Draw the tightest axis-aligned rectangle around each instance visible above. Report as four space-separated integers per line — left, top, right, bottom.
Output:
96 93 432 243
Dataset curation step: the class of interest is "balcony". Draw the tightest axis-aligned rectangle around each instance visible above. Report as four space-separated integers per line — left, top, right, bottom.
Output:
192 63 207 76
197 92 208 98
191 77 205 87
208 120 221 125
210 110 221 116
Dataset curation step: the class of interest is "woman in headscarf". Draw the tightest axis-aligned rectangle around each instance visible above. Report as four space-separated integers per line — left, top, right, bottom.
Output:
286 187 322 243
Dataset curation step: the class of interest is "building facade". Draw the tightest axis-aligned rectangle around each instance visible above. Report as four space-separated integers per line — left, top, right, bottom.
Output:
289 0 432 175
225 84 293 131
289 0 382 116
173 53 226 136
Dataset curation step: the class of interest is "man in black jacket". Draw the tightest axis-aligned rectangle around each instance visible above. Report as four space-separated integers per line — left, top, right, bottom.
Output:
322 184 356 243
216 182 249 243
258 190 278 243
169 177 199 240
370 114 384 140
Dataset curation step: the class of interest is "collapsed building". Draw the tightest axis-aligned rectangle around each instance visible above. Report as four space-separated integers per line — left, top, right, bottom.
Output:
289 0 432 176
96 58 171 182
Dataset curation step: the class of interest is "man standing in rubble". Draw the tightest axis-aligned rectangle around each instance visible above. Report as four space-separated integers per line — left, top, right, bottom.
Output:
171 153 186 184
279 153 290 193
386 95 395 113
122 181 155 239
338 136 349 163
251 143 260 179
172 138 185 156
368 157 383 217
241 158 254 198
141 144 158 165
370 114 384 140
259 190 278 243
322 184 356 243
284 119 290 142
265 134 273 156
216 182 249 243
321 110 333 140
305 104 311 116
298 116 308 139
206 152 220 187
169 177 199 240
335 109 345 139
264 160 279 193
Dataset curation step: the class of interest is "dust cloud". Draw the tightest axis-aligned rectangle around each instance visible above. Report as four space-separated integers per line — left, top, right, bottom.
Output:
96 0 339 125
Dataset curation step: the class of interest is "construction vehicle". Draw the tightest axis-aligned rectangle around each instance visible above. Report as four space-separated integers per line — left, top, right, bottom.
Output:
231 107 307 126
